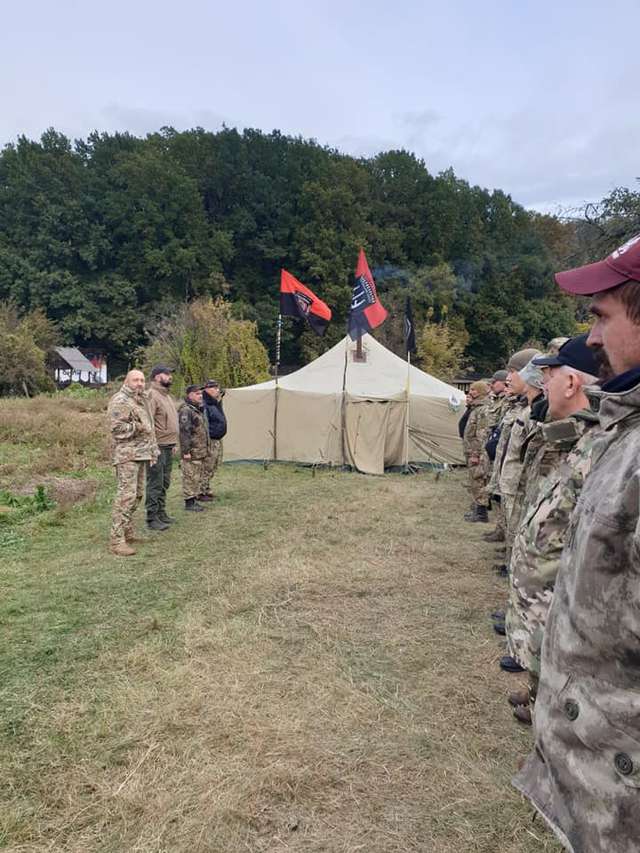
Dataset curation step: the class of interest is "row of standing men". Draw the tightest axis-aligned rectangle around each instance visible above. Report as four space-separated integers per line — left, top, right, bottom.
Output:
461 335 598 719
461 232 640 853
106 366 227 556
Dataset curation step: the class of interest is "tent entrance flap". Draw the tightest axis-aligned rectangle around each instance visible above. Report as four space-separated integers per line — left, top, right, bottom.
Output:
344 397 406 475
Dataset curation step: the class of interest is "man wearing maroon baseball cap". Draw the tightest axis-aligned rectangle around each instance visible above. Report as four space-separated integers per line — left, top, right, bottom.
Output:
557 233 640 383
513 234 640 851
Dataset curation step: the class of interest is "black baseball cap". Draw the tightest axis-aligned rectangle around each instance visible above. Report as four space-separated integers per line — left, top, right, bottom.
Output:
185 384 202 395
532 334 599 376
203 379 219 388
150 364 174 378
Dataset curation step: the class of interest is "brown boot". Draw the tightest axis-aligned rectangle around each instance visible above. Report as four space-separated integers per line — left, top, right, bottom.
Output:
508 688 530 707
125 525 148 544
125 532 149 544
513 704 532 725
483 528 505 542
110 542 136 557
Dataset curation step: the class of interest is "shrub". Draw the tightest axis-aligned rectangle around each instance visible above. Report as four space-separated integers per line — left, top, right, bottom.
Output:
418 312 470 381
0 304 58 396
141 297 270 392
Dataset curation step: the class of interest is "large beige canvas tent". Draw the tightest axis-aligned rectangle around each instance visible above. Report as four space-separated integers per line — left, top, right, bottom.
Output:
224 334 465 474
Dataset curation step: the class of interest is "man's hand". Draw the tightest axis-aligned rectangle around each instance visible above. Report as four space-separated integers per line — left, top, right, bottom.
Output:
469 453 480 465
172 446 178 456
183 453 191 461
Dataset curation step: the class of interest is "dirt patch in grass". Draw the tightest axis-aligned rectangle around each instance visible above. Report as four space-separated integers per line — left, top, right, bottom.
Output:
0 466 561 852
15 476 98 509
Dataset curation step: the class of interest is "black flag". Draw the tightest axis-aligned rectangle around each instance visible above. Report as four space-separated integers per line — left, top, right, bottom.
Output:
404 296 416 355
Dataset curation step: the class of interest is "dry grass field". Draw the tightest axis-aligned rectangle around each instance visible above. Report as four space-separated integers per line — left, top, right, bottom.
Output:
0 395 561 852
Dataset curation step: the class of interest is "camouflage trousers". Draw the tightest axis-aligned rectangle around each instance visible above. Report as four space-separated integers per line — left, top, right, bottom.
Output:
507 577 553 672
502 493 517 565
200 439 223 494
182 458 204 500
505 576 529 669
502 493 516 533
467 461 489 507
494 498 506 538
111 461 145 544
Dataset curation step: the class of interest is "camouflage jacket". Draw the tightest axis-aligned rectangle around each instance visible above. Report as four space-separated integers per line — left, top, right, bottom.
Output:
513 378 640 852
498 398 539 498
487 396 524 494
507 398 551 532
485 392 509 430
462 398 489 459
178 399 210 459
107 384 158 465
508 410 599 671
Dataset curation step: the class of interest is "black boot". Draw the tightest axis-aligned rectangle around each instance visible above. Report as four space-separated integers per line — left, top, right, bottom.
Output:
158 510 176 524
185 498 204 512
147 517 170 531
470 505 489 523
464 503 479 521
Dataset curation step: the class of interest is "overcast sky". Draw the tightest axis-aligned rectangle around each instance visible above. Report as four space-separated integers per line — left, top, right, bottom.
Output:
2 0 638 212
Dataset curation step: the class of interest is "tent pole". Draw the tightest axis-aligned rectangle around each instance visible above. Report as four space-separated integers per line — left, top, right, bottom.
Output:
356 333 363 361
404 350 411 472
273 314 282 461
275 314 282 384
341 335 349 467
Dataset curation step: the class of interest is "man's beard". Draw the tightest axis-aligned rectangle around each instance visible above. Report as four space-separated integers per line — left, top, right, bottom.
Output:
160 378 172 388
592 346 615 382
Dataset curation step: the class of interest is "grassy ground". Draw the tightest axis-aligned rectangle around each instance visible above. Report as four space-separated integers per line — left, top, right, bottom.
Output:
0 445 561 852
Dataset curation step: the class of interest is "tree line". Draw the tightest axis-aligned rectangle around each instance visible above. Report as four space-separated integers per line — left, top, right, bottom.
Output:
0 125 637 385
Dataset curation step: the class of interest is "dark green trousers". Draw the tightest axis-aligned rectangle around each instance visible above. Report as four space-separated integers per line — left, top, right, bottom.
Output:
145 445 174 520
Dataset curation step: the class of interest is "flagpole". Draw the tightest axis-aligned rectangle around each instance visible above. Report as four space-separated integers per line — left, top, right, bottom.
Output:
273 313 282 461
403 295 415 473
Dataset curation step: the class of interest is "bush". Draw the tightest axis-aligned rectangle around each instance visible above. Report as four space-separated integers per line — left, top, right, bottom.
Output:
0 304 58 396
141 297 270 392
418 313 470 381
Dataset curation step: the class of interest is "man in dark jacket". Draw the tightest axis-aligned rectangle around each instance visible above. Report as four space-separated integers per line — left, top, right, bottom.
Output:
200 379 227 501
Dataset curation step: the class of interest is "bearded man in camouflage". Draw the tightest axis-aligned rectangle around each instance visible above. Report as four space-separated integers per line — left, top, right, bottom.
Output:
513 234 640 852
505 335 599 725
107 369 159 556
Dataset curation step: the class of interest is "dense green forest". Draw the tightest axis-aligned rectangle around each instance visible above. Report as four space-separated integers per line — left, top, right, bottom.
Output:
0 125 637 376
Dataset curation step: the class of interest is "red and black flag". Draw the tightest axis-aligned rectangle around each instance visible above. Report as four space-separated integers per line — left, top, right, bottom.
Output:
348 249 387 340
280 269 332 336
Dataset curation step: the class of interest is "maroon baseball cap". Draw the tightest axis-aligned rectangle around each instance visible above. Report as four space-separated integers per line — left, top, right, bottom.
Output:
555 233 640 295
